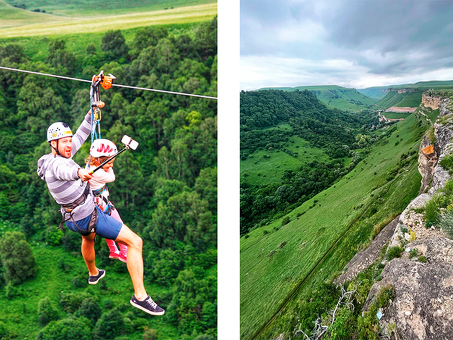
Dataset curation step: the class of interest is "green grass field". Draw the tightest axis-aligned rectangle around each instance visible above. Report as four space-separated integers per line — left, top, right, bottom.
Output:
375 91 422 110
383 112 412 119
241 135 331 187
240 113 426 339
374 91 402 109
4 0 215 16
0 0 216 37
0 21 202 64
395 91 422 107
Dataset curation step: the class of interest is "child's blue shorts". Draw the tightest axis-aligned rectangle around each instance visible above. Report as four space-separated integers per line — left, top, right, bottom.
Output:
65 206 123 240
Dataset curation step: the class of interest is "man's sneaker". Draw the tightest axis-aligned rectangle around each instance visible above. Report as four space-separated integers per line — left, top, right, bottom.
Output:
109 251 120 260
130 295 165 316
88 269 105 285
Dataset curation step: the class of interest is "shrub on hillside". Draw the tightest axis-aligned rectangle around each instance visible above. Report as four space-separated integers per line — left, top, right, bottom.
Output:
281 216 290 226
387 246 404 260
45 226 63 246
38 296 60 326
59 291 91 314
440 155 453 174
424 194 443 227
36 318 92 340
93 308 125 340
143 327 158 340
75 298 101 325
357 285 394 340
0 231 36 285
439 210 453 238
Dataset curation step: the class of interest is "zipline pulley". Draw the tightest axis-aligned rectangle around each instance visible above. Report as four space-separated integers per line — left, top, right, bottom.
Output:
90 70 116 143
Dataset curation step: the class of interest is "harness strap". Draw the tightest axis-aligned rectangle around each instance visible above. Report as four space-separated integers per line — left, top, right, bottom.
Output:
58 185 98 234
92 184 116 215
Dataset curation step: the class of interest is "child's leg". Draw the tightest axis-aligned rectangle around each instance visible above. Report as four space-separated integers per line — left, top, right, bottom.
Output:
106 238 120 256
97 204 120 256
110 208 128 258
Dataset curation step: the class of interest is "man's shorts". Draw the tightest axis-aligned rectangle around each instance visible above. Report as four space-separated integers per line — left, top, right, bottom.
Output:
65 206 123 240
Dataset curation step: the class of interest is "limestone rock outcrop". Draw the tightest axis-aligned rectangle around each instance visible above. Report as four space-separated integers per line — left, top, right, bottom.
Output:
422 93 442 110
365 237 453 340
418 136 436 194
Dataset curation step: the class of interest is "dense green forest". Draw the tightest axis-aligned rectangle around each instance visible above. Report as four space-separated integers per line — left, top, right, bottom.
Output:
0 17 217 340
240 89 380 234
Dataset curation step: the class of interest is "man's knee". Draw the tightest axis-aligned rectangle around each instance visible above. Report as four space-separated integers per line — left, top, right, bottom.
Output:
131 234 142 250
120 225 142 250
82 233 95 244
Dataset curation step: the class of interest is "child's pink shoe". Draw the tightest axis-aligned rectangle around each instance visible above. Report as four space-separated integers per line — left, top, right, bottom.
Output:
119 253 127 263
109 251 120 260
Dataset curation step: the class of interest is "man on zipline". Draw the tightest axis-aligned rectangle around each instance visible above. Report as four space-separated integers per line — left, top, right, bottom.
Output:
37 107 164 316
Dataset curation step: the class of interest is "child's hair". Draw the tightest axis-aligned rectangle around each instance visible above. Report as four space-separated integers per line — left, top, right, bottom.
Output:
85 155 110 166
86 155 97 166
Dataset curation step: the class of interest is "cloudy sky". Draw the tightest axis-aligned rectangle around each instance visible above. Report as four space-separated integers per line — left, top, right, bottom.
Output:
240 0 453 90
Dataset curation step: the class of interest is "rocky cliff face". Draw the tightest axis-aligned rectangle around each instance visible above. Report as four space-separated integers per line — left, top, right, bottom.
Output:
422 93 442 110
365 237 453 340
365 96 453 340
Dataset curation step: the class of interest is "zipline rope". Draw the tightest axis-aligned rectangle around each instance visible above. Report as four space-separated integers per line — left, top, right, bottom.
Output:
0 66 218 100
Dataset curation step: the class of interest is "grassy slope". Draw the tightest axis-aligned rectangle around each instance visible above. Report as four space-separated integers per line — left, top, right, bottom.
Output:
396 91 422 107
0 0 217 37
4 0 215 16
383 112 411 119
375 91 403 109
0 0 69 26
0 22 200 64
357 86 389 100
240 113 426 339
375 91 423 110
260 85 378 112
241 130 331 187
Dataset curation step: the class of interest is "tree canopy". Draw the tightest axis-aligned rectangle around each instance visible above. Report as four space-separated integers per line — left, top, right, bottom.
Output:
0 16 217 339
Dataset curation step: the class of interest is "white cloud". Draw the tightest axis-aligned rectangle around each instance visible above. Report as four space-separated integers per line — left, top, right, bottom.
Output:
240 56 369 90
240 0 453 90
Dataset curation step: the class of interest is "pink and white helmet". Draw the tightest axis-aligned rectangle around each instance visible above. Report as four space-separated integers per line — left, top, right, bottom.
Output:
90 139 117 158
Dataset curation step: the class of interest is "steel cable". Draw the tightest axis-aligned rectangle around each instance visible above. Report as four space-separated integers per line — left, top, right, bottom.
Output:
0 66 217 100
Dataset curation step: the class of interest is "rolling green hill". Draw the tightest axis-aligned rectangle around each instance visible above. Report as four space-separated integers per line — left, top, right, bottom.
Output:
357 86 389 99
4 0 215 16
240 106 429 339
359 80 453 100
374 90 423 110
260 85 378 112
0 0 216 37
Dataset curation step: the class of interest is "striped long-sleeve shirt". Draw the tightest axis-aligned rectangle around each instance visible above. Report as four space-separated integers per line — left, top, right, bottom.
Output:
37 112 95 221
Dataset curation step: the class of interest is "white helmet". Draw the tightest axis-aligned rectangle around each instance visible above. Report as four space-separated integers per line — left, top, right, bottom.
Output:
90 139 117 157
47 122 73 142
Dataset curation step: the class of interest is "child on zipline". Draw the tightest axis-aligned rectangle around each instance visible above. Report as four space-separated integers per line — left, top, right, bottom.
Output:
87 138 128 262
